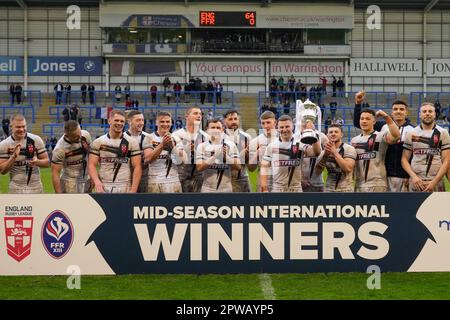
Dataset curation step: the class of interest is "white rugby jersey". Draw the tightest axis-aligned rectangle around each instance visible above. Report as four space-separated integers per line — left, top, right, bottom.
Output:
301 130 328 187
90 133 141 184
0 132 46 188
124 130 149 179
225 129 252 180
196 139 239 192
51 130 91 180
351 131 389 189
403 125 450 180
263 137 308 190
317 143 357 192
143 132 181 184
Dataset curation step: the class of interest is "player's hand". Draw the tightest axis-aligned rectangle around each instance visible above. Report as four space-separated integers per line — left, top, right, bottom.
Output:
423 180 437 192
411 176 425 191
324 141 336 156
28 155 38 167
301 181 311 190
261 185 269 192
94 181 105 193
162 133 174 148
11 144 21 160
376 110 389 119
355 91 365 104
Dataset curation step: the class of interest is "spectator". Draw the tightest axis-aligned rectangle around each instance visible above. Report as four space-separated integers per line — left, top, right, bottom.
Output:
329 101 338 120
9 84 15 105
88 84 95 104
148 110 156 131
64 83 72 104
207 108 214 121
70 104 78 121
335 117 344 126
435 99 442 120
165 84 172 104
269 83 277 103
184 82 191 103
309 86 316 103
150 84 158 104
125 97 132 110
114 85 122 102
174 81 182 103
200 83 206 104
337 77 345 97
206 81 214 103
320 76 327 95
316 84 323 105
216 81 223 104
80 83 87 104
2 118 10 136
124 83 131 100
131 99 139 110
163 76 171 91
261 99 269 113
332 76 337 97
277 76 285 91
269 101 277 117
54 82 63 105
15 84 22 105
175 117 183 130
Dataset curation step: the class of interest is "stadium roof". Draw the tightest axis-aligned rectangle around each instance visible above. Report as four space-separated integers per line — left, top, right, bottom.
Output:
0 0 449 10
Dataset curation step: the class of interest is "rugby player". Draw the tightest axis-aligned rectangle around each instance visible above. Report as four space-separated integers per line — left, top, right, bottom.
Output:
172 106 209 192
402 102 450 192
0 114 49 193
351 108 401 192
51 120 92 193
248 111 278 192
223 110 252 192
315 124 356 192
144 111 185 193
196 118 241 192
261 115 321 192
354 91 414 191
88 109 142 193
124 110 149 193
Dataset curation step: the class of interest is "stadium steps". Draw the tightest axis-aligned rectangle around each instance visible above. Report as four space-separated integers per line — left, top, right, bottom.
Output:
237 94 259 131
33 95 54 139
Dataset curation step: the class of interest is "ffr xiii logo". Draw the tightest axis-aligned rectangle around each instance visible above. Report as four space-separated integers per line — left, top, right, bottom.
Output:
41 210 74 259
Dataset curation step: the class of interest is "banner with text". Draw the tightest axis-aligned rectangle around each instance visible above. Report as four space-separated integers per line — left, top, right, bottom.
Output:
190 61 265 77
271 61 344 77
350 58 422 77
1 193 449 275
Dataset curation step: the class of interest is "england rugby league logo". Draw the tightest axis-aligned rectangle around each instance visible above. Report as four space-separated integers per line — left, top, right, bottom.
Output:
4 217 34 262
41 210 74 259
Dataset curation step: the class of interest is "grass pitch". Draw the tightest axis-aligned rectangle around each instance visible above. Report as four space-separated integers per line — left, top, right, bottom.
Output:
1 169 450 300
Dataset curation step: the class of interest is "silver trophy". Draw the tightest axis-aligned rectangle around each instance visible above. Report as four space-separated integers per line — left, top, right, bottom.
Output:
295 99 321 144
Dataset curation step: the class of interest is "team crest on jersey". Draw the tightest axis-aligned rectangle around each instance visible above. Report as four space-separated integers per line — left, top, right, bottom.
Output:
291 145 299 155
433 134 439 145
368 139 374 149
27 143 35 156
121 144 128 156
42 210 74 259
4 217 34 262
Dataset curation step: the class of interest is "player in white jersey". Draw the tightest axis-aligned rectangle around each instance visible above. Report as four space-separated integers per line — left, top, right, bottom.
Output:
315 124 356 192
144 111 184 193
172 106 209 192
261 115 321 193
351 108 400 192
355 91 415 191
301 126 328 192
196 119 241 192
402 102 450 192
124 110 149 193
51 120 92 193
88 109 142 193
248 111 278 192
0 114 49 193
223 110 251 192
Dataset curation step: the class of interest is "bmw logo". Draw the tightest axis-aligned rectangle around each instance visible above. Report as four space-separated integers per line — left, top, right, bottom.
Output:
84 60 95 72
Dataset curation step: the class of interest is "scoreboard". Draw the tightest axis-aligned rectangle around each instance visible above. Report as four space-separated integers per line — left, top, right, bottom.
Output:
199 11 256 27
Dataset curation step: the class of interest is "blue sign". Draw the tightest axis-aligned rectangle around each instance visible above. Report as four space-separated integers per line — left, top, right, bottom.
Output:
28 56 103 76
0 56 23 75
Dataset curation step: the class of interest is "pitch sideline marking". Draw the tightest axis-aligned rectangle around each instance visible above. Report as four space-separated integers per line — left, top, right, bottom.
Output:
259 273 276 300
